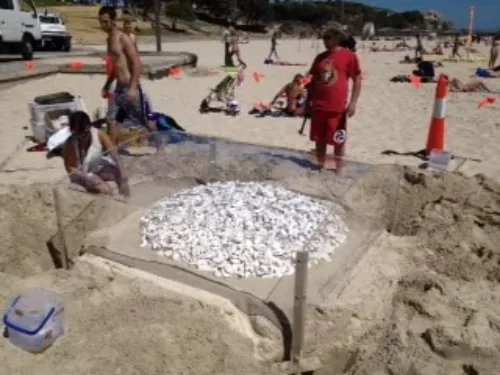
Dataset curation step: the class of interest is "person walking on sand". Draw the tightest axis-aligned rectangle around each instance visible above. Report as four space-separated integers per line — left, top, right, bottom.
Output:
415 33 424 59
98 6 157 146
268 30 280 60
222 26 234 67
229 29 247 69
306 25 362 173
452 34 462 59
488 36 499 69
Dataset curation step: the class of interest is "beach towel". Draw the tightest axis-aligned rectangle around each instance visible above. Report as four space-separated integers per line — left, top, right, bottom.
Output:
390 75 435 83
476 68 494 78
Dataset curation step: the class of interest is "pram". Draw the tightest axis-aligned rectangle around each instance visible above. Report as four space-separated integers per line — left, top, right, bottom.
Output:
199 67 245 115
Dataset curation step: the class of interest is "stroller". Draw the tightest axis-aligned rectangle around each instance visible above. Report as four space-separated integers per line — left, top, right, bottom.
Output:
199 67 245 115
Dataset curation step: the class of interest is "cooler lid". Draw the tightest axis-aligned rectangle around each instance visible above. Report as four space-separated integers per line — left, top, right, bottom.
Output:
3 289 58 336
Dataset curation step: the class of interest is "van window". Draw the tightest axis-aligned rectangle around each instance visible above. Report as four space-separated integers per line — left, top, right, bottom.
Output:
0 0 14 10
40 15 60 24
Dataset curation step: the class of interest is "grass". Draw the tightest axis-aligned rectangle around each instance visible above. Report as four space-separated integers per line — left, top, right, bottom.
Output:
44 5 220 45
46 6 153 44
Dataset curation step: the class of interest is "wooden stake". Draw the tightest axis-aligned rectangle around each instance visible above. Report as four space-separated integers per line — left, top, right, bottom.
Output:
209 142 217 182
291 251 308 369
273 251 321 374
53 187 69 270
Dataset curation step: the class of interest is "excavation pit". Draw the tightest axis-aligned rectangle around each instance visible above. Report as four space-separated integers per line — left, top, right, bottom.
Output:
51 133 399 327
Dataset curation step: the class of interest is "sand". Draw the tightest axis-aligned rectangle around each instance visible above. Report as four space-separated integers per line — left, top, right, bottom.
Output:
0 38 500 374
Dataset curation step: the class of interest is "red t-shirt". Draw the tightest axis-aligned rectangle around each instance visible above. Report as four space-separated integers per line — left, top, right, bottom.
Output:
309 48 361 113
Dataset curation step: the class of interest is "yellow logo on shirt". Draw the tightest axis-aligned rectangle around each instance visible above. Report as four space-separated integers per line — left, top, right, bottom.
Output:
321 62 338 85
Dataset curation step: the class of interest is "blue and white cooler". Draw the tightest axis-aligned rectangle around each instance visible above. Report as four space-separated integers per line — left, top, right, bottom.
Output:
3 288 65 353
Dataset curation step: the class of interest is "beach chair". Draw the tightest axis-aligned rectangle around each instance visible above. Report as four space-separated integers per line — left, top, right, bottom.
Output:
199 67 245 114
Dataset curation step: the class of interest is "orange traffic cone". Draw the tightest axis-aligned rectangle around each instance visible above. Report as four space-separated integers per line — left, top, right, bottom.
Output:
425 74 449 156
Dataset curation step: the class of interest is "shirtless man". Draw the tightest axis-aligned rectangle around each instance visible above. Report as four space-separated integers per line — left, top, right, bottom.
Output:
123 19 138 51
268 30 279 60
229 29 247 69
269 74 307 116
488 36 499 69
415 33 424 59
98 6 156 146
452 34 462 59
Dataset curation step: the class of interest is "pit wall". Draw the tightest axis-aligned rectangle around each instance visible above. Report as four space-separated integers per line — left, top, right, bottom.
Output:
48 131 403 343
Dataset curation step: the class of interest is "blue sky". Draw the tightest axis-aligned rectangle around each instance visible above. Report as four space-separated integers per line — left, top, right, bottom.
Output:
357 0 499 30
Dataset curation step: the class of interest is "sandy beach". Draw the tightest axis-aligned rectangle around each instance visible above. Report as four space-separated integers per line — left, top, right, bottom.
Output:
1 38 500 374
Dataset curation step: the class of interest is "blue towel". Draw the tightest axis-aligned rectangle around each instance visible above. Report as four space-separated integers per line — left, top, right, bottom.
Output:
476 68 493 78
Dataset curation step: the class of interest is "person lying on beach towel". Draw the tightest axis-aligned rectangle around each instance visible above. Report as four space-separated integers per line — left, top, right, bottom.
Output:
62 111 130 197
429 43 444 55
263 59 307 66
268 73 307 116
399 56 443 67
394 41 412 51
390 75 435 83
248 104 294 117
449 78 494 93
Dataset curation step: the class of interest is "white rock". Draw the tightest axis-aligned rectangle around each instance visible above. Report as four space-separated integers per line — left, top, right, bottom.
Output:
139 181 348 279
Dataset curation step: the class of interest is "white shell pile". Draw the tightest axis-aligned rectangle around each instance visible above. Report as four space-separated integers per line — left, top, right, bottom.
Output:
140 181 348 278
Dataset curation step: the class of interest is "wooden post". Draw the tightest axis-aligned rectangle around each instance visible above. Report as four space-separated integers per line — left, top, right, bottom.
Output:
52 187 69 270
273 250 321 373
291 251 308 372
209 142 217 182
154 0 162 52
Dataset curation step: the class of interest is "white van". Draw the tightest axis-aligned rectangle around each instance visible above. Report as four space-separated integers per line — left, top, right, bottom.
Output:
0 0 42 60
39 12 71 51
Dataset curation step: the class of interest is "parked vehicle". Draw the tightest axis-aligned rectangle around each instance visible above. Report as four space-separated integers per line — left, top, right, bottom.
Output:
39 12 71 51
0 0 42 60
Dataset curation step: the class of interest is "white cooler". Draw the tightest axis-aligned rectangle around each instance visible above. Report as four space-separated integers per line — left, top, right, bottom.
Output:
28 96 86 144
3 288 65 353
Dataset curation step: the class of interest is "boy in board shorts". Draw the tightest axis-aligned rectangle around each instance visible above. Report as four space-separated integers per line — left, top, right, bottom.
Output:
307 25 362 172
98 6 157 146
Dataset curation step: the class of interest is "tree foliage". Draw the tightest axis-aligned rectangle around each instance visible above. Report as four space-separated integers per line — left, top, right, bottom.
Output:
165 0 196 29
136 0 453 33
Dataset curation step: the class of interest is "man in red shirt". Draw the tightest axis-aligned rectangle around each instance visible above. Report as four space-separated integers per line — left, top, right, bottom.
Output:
307 26 362 172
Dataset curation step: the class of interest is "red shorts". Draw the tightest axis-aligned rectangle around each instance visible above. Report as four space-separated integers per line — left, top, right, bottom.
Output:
310 110 347 148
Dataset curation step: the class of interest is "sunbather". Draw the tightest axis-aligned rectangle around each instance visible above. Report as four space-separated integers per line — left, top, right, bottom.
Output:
452 34 462 59
449 78 492 93
488 37 499 69
269 73 307 116
62 111 129 196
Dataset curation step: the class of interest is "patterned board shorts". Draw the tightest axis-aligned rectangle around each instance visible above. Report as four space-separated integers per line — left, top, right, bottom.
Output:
107 83 152 127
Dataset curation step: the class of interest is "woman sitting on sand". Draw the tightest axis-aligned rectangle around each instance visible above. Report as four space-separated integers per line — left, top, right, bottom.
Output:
62 111 130 197
269 74 307 116
449 78 493 93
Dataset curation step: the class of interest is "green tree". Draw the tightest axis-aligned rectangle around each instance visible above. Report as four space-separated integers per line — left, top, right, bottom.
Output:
441 20 454 31
194 0 237 21
237 0 273 24
165 0 197 30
